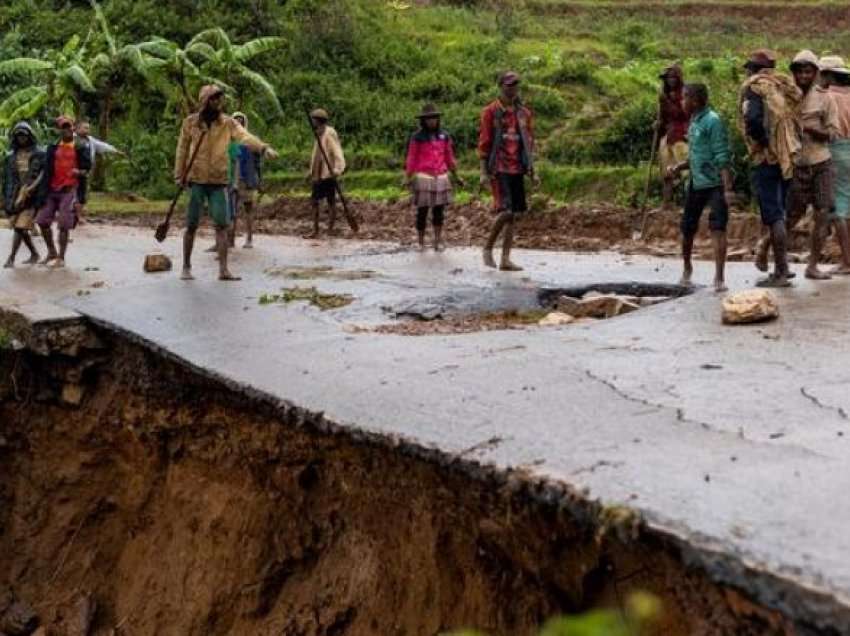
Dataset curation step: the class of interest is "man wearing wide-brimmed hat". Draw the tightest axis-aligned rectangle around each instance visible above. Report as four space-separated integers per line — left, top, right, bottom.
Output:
819 55 850 274
403 103 464 251
308 107 346 238
780 49 840 281
478 70 538 271
657 63 689 208
739 49 802 287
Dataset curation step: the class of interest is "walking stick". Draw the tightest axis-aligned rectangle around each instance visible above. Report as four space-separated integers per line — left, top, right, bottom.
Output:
305 107 359 233
638 114 662 241
155 130 207 243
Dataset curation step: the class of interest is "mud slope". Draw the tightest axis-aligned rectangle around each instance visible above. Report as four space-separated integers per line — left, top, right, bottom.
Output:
0 329 790 636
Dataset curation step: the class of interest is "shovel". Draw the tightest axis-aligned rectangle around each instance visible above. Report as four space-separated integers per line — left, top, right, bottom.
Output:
155 130 207 243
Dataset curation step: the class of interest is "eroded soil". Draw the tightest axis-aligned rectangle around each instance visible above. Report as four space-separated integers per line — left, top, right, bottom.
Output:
0 325 793 636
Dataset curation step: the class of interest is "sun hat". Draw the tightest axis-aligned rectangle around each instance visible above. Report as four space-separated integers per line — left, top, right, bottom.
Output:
416 103 442 119
744 49 777 70
820 55 850 75
790 50 820 71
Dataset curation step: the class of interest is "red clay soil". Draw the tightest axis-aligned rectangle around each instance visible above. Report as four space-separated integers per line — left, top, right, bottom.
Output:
0 329 794 636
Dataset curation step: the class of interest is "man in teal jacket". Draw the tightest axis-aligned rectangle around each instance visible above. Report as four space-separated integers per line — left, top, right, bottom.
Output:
668 83 736 292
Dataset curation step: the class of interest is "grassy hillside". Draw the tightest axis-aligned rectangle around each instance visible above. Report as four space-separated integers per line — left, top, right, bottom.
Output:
3 0 850 203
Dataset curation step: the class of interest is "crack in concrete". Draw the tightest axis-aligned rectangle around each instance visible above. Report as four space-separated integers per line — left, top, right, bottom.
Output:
800 387 850 421
583 370 832 459
571 459 625 476
584 369 713 430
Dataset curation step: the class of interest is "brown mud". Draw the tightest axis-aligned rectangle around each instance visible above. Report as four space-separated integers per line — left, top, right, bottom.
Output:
89 195 842 266
0 323 795 636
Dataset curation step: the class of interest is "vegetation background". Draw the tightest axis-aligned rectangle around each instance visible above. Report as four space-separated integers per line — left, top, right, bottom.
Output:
2 0 850 207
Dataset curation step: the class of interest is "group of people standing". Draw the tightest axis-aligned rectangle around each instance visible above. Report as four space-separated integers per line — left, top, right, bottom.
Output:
658 49 850 290
12 51 848 288
2 72 539 280
2 117 123 269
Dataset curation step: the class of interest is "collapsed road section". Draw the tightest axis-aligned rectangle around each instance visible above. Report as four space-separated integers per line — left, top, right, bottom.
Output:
0 305 818 636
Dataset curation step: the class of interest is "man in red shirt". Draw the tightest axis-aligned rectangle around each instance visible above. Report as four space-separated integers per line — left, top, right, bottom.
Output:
35 116 91 268
478 71 538 271
657 64 690 208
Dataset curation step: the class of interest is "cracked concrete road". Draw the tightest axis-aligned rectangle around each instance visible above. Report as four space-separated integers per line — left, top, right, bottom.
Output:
3 224 850 629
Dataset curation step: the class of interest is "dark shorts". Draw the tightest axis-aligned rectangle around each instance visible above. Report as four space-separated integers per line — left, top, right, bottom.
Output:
752 163 790 227
311 178 336 204
36 188 78 230
76 176 89 205
681 185 729 236
491 173 527 214
787 159 834 227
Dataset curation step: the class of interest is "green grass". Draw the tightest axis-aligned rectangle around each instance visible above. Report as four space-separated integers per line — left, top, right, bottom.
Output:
11 0 848 205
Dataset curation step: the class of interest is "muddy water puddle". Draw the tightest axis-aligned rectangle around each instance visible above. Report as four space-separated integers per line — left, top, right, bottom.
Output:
369 282 692 336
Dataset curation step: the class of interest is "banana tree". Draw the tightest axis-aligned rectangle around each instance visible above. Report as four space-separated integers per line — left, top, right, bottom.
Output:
88 0 167 141
134 37 210 117
185 28 284 118
0 34 96 124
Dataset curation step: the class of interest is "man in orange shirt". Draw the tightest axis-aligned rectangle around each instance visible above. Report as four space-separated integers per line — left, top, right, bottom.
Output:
478 71 539 271
35 116 91 268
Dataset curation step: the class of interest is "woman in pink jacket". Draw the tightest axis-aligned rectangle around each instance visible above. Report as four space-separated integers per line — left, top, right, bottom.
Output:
404 103 465 251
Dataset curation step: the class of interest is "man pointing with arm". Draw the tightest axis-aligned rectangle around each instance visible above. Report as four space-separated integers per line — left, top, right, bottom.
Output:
175 85 278 281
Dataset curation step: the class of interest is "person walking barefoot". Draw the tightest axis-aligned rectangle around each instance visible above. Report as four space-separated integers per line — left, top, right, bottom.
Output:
34 116 91 269
174 85 278 281
668 84 735 293
3 122 43 268
478 71 539 272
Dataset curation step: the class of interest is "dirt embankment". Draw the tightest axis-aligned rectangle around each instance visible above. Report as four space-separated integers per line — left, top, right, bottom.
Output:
95 194 847 264
90 196 774 253
0 323 796 636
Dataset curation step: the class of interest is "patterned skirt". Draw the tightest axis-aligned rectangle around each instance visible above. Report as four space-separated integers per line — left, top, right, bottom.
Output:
411 173 453 208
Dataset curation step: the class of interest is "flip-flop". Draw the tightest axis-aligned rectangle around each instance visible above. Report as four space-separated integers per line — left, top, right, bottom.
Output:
805 269 832 281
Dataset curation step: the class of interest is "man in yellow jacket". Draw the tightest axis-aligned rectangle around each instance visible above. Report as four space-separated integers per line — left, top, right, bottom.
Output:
174 84 278 281
307 108 346 238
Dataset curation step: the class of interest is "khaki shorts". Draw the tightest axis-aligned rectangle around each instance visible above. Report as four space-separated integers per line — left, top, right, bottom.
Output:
659 137 689 176
10 208 35 230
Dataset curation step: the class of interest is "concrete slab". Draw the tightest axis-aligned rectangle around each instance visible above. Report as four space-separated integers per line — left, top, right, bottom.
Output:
3 224 850 629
